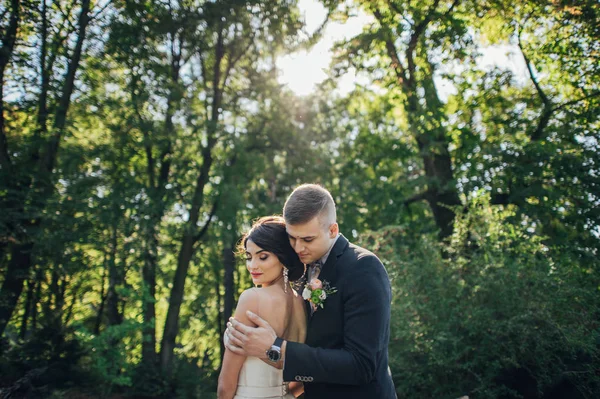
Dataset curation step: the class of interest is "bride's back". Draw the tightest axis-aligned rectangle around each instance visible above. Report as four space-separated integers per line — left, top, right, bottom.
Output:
233 287 304 398
252 285 306 344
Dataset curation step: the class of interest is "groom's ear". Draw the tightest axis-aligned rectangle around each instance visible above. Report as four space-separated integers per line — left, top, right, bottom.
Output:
329 223 339 238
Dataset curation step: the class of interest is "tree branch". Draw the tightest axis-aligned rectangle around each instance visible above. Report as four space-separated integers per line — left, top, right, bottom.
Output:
552 91 600 113
443 0 461 19
373 8 407 86
89 0 113 22
517 29 556 141
194 197 219 243
129 71 155 190
518 30 551 109
531 90 600 142
0 0 21 170
404 0 460 88
222 27 256 90
404 191 429 206
386 0 403 17
43 0 91 175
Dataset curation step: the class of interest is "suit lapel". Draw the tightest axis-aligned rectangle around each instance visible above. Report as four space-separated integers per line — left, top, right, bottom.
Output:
316 234 348 283
304 294 311 324
307 235 349 324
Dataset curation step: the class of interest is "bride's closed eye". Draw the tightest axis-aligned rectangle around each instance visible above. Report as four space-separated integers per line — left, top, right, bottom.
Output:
245 254 269 261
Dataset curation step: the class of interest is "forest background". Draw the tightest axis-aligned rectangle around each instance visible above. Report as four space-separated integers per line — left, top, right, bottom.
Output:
0 0 599 398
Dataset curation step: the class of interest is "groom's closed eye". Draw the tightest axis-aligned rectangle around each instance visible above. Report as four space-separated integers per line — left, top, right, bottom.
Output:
288 235 314 243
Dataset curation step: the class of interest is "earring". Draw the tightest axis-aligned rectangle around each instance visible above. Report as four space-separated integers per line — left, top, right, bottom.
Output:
283 267 289 293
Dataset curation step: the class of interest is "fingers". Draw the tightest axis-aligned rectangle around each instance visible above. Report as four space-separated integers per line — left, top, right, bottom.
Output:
229 317 252 335
225 322 246 355
246 311 271 329
227 321 247 345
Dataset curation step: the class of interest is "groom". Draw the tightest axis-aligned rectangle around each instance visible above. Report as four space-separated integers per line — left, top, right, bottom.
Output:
225 184 396 398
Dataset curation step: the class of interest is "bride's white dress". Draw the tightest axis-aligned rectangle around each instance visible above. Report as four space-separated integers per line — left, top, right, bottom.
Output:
233 356 293 399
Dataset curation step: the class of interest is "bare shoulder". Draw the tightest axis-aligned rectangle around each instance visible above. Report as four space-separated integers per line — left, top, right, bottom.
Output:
236 287 276 315
237 288 260 308
233 288 261 327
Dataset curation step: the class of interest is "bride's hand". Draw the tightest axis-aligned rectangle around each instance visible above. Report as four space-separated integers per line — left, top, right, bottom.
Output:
225 311 277 359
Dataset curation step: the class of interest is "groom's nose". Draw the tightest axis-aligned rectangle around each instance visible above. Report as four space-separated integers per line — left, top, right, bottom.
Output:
293 240 304 253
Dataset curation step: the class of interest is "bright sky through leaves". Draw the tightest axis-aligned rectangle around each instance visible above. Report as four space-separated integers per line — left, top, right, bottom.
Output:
277 0 529 98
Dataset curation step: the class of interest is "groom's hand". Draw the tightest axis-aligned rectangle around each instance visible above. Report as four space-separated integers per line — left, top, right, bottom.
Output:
225 311 277 359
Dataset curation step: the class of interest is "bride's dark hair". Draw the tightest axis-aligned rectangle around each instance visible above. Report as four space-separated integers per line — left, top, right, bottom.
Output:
240 216 305 281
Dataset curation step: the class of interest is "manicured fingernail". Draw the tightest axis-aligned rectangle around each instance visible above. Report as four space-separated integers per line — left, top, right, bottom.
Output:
246 310 254 316
227 322 232 328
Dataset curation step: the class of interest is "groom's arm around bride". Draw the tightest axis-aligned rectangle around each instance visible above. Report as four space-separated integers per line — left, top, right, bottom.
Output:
226 184 396 399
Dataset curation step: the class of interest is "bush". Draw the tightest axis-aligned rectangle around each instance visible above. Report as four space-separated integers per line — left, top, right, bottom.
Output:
0 324 87 398
78 321 139 397
359 194 600 398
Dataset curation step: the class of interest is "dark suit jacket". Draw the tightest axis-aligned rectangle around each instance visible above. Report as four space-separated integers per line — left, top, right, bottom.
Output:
283 235 396 399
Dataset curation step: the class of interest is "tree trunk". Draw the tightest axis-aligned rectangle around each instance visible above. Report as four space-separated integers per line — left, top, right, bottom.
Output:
160 142 219 372
19 277 35 340
141 221 158 367
0 0 22 273
137 27 182 368
106 220 123 327
31 267 42 332
404 65 460 240
45 264 66 328
43 0 90 173
159 21 226 371
0 242 33 336
63 281 82 327
0 0 91 338
375 3 461 241
94 252 108 335
46 265 59 321
0 0 20 171
160 234 193 371
35 0 49 147
221 235 236 363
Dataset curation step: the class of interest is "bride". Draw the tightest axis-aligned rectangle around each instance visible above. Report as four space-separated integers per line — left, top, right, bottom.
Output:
218 216 307 399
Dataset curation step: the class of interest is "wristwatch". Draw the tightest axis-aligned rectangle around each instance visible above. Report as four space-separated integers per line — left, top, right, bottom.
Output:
266 337 283 363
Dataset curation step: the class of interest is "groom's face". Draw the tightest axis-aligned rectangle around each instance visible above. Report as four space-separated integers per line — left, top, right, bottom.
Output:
286 216 338 265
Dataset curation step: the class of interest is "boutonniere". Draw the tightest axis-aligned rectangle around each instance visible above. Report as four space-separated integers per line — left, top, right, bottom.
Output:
302 278 337 309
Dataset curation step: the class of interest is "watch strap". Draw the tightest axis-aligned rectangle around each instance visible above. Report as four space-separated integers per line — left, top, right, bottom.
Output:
272 337 283 349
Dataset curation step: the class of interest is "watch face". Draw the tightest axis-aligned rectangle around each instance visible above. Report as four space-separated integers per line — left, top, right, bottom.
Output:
267 347 281 362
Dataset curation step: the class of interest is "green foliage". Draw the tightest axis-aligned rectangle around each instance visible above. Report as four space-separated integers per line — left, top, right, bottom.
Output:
1 0 599 397
78 321 141 396
0 325 88 396
359 194 600 398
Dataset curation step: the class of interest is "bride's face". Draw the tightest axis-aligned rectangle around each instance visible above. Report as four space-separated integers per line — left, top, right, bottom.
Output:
245 239 284 287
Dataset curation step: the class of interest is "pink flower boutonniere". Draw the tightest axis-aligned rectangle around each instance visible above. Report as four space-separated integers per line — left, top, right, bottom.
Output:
302 278 337 310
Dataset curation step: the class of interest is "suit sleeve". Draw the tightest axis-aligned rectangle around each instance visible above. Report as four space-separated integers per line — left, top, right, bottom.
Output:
283 254 392 385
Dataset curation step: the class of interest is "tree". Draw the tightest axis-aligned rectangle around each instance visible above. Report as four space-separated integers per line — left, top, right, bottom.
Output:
0 0 96 338
329 0 599 248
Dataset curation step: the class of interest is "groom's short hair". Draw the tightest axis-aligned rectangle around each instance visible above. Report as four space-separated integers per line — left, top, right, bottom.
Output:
283 184 336 228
